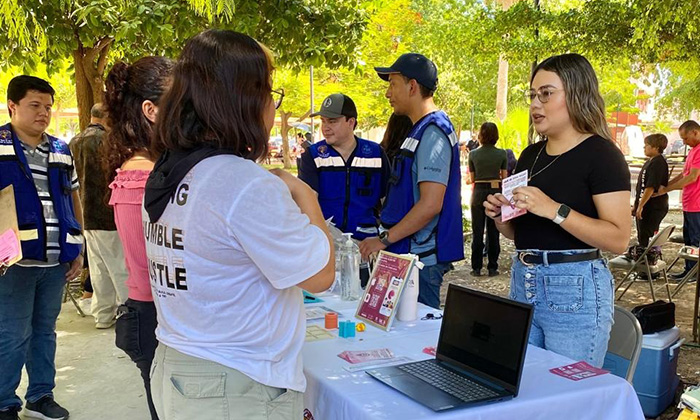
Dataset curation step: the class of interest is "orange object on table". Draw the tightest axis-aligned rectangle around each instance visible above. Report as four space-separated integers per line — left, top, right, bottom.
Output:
324 312 338 329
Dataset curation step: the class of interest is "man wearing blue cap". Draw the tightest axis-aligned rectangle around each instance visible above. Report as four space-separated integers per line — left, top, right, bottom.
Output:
360 54 464 309
299 93 390 240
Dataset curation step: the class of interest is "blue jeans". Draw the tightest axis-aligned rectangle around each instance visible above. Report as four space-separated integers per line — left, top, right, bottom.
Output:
683 212 700 273
510 250 613 368
0 264 67 410
418 263 451 309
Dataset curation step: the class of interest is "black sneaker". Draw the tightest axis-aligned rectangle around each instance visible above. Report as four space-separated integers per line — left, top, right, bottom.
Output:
669 272 690 282
470 269 483 277
488 269 500 277
24 397 69 420
0 407 20 420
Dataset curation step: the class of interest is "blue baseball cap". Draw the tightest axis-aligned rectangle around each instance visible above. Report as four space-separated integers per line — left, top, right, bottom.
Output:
375 53 438 91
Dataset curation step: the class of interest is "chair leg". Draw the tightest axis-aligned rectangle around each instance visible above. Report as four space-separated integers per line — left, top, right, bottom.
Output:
646 263 656 302
65 282 86 317
615 270 635 293
667 255 681 273
662 270 672 302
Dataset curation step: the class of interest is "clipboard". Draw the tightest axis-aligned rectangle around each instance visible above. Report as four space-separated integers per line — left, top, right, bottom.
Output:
355 251 416 331
0 185 22 272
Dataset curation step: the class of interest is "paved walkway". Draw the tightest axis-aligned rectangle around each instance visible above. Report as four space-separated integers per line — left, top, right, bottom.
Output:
16 302 150 420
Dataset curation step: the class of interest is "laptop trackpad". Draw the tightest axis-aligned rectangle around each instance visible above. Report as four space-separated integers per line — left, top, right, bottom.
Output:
367 367 463 411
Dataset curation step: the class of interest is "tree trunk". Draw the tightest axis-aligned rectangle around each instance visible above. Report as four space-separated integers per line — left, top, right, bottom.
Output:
73 50 93 130
495 0 517 122
496 56 508 121
72 38 113 130
280 110 292 169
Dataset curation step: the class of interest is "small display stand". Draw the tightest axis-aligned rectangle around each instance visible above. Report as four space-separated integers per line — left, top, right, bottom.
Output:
355 251 417 331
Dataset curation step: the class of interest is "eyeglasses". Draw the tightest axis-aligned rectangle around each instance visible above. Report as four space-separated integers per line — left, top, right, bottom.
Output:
421 313 443 320
272 88 285 110
525 88 562 104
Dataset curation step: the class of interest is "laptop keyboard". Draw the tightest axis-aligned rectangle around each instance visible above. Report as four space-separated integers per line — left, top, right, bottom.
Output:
398 361 500 402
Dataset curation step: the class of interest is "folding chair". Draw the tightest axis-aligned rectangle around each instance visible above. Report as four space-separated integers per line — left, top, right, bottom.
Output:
604 306 643 383
611 225 674 302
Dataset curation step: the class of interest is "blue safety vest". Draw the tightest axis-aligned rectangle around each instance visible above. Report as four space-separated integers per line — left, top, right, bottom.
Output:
0 123 83 263
380 111 464 263
308 137 384 240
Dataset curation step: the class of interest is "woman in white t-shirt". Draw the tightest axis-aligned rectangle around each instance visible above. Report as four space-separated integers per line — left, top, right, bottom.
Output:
143 29 334 420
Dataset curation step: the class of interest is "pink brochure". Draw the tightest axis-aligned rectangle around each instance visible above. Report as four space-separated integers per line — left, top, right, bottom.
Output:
0 229 21 264
501 170 528 221
549 361 609 381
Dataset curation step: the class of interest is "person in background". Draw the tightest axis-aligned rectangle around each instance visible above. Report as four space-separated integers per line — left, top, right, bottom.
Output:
102 56 173 420
660 121 700 280
632 134 669 247
143 30 334 420
484 53 631 367
70 102 130 329
380 113 413 168
299 93 390 240
467 122 507 277
505 148 518 176
0 75 82 420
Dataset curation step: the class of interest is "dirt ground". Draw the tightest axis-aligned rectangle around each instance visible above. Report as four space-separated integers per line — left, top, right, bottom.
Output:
444 208 698 420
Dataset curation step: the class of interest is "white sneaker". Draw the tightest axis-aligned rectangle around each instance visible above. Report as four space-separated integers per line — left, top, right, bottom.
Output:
77 298 92 316
95 319 116 329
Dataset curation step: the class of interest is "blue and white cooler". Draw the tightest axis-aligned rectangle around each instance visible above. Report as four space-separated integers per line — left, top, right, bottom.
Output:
632 327 684 417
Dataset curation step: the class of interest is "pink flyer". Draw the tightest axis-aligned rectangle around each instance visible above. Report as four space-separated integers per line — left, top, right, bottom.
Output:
549 361 609 381
501 170 528 222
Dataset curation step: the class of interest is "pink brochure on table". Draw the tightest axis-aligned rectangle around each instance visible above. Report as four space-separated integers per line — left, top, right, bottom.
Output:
549 361 609 381
501 170 528 222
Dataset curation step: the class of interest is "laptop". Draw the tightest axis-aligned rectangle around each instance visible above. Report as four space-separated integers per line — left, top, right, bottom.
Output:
366 284 534 411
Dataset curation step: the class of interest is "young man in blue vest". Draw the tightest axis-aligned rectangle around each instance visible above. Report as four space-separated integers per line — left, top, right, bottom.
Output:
299 93 390 240
0 76 83 420
360 54 464 309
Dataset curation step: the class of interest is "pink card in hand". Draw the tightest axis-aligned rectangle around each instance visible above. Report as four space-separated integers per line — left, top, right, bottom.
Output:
501 170 528 221
549 361 609 381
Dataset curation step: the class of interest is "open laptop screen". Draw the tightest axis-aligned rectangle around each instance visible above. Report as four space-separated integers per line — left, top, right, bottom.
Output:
437 285 532 390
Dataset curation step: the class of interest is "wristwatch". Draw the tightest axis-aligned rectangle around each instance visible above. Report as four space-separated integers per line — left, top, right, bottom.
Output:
379 230 393 246
552 204 571 225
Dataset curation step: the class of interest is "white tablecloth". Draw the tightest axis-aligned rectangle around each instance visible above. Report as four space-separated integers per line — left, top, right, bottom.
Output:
302 295 644 420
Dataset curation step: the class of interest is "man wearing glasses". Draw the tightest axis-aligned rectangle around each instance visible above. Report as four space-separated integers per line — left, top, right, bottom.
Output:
298 93 390 240
360 53 464 309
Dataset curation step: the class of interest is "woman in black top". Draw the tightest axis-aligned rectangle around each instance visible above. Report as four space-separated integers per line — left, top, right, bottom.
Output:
467 122 507 276
484 54 631 367
633 134 669 247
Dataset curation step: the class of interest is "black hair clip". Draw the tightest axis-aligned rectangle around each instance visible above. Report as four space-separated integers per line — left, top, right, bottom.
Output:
421 313 443 320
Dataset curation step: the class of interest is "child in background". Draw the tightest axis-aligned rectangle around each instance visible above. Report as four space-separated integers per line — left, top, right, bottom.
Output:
633 134 669 247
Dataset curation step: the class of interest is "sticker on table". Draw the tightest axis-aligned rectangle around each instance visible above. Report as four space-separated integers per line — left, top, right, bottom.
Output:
305 325 335 342
501 170 528 222
549 361 609 381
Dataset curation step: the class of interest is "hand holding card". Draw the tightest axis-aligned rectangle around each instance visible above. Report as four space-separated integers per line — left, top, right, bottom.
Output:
501 170 528 222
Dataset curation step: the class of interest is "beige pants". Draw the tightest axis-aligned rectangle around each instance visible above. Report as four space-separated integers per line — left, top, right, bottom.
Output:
84 230 129 324
150 344 303 420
